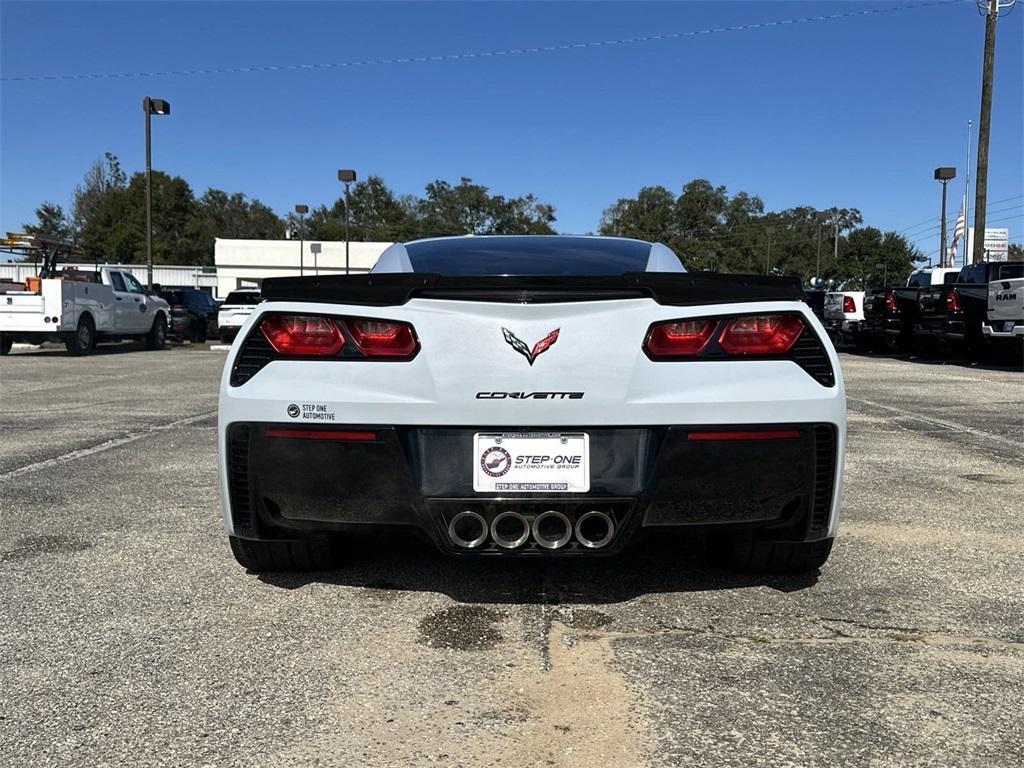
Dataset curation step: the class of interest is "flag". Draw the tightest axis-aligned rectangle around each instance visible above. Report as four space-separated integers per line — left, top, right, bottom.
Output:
948 198 966 266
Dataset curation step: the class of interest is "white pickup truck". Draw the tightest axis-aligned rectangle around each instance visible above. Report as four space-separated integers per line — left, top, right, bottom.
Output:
0 267 170 356
824 289 866 349
983 275 1023 346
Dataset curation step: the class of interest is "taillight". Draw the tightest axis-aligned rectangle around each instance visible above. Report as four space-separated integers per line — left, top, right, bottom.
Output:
884 291 897 313
946 289 961 312
346 319 418 358
718 314 804 355
842 295 855 314
260 315 345 356
644 319 716 358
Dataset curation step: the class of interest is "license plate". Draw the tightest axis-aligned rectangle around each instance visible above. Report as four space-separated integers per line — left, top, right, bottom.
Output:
473 433 589 493
1001 321 1016 332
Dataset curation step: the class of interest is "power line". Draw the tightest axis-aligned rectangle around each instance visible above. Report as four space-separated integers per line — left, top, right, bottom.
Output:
1 0 968 83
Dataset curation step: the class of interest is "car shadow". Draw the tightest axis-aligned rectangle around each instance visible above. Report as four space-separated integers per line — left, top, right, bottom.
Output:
257 530 821 604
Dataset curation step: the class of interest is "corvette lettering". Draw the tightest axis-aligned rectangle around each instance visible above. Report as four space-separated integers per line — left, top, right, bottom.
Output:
476 391 584 400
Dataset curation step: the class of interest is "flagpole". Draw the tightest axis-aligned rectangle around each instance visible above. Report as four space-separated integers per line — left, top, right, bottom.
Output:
964 119 972 267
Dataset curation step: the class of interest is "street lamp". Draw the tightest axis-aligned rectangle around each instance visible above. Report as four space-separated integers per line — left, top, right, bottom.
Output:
934 167 956 267
337 169 357 274
814 210 827 279
143 97 170 289
294 204 308 276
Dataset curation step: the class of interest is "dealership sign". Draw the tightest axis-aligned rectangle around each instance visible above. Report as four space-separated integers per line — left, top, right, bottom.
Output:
965 227 1010 262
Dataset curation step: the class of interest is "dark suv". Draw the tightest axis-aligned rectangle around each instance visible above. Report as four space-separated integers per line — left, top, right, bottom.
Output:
159 287 220 343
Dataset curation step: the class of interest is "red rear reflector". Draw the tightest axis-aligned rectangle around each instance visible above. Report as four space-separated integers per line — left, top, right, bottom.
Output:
885 291 897 313
345 319 418 358
260 315 344 356
644 319 716 357
946 289 961 312
718 314 804 355
688 429 801 441
265 428 376 441
842 295 855 314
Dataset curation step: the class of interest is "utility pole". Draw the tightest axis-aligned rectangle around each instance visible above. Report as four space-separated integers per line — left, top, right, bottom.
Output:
971 0 1015 263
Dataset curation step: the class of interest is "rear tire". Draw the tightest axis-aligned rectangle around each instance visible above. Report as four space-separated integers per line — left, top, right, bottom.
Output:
219 331 236 344
228 536 340 572
65 315 95 356
711 534 834 574
0 334 12 356
146 315 168 350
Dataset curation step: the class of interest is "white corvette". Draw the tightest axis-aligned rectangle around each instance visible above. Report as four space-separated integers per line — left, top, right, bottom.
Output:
219 236 845 573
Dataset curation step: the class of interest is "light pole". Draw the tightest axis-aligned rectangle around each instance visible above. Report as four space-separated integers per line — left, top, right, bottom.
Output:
934 167 956 267
294 204 308 276
143 97 170 289
337 169 356 274
832 207 840 268
814 210 826 279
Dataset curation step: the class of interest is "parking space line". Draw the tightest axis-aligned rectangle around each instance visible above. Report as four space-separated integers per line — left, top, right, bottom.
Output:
0 410 218 481
848 396 1021 449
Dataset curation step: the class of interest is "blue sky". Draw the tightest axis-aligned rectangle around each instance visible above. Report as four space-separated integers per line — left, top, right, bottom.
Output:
2 0 1022 262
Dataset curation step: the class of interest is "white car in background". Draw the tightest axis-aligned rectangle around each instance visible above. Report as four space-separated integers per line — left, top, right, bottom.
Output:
218 236 846 575
217 290 261 343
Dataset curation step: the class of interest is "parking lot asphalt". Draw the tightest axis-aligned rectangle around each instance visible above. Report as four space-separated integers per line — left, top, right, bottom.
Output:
1 344 1021 767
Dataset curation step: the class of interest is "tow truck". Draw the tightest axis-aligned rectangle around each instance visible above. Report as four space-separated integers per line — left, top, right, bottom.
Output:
0 233 170 356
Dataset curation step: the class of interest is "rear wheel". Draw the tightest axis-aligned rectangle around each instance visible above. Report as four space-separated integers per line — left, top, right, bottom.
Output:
228 536 341 572
711 534 834 574
219 330 236 344
146 315 167 350
65 315 95 356
0 334 12 356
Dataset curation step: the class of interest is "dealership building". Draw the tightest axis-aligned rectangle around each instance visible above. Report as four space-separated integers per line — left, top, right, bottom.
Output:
1 238 395 299
213 238 393 296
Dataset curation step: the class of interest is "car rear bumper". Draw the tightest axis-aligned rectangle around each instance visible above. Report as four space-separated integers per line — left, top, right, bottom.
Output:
982 321 1024 339
223 422 841 555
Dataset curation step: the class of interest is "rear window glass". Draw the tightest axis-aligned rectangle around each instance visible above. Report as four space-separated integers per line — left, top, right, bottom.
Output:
997 263 1023 279
223 291 260 305
404 236 653 276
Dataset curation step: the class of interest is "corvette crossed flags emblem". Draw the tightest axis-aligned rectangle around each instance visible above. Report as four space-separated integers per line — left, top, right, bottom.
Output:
501 327 560 366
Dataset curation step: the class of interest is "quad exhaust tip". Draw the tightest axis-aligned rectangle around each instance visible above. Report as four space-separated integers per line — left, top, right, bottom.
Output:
575 510 615 549
448 510 488 549
532 510 572 550
491 511 531 549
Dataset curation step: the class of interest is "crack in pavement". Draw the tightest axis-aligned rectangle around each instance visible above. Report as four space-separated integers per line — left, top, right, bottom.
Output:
847 396 1022 453
633 616 1024 650
0 410 218 481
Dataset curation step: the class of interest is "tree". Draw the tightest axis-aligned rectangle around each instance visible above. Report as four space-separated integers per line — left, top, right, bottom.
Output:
78 171 198 264
308 175 556 241
416 177 556 236
1009 243 1023 260
71 153 127 239
308 176 418 241
23 202 72 242
189 189 284 259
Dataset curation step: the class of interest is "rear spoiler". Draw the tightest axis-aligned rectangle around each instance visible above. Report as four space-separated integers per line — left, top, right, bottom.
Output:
260 272 803 307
